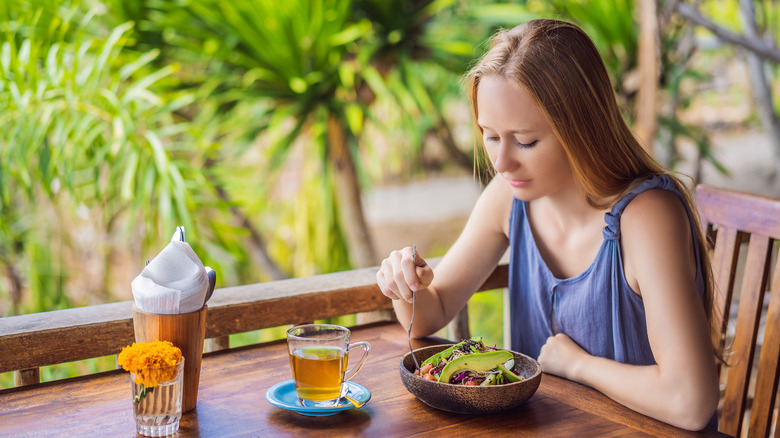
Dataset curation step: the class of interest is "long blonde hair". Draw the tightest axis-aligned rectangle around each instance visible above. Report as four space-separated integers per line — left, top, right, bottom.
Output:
465 19 721 359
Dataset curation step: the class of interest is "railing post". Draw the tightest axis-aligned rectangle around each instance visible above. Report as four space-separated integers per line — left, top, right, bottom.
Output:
205 336 230 353
448 306 470 341
503 288 511 349
14 368 40 386
355 309 395 326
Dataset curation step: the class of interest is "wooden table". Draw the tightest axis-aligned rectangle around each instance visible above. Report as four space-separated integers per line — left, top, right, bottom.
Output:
0 322 729 437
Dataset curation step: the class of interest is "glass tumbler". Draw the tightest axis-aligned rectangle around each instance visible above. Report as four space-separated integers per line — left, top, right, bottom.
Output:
130 358 184 437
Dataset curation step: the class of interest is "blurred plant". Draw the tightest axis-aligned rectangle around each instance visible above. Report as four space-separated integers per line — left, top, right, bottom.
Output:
760 0 780 129
0 2 205 314
352 0 480 178
674 0 780 182
655 5 727 178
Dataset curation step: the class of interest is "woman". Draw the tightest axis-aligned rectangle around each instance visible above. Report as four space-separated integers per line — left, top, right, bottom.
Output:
375 19 720 431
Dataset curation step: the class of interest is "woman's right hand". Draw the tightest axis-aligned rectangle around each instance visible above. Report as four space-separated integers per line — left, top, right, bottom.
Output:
376 246 434 303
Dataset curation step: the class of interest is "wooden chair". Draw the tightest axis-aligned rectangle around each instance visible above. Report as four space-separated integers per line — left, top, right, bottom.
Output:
695 184 780 438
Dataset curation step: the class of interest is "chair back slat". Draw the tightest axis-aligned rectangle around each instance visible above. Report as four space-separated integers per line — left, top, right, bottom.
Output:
720 235 771 435
695 185 780 438
748 260 780 437
708 226 742 362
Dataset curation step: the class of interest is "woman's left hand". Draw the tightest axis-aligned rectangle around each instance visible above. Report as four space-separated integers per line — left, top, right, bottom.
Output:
537 333 588 380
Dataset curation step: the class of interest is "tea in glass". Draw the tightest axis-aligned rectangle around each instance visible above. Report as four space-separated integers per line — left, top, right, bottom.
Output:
289 346 347 402
286 324 370 408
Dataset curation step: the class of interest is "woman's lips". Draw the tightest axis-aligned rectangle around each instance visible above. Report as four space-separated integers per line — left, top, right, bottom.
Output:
506 178 530 188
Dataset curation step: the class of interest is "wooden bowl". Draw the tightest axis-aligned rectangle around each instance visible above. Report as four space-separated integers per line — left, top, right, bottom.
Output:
399 344 542 414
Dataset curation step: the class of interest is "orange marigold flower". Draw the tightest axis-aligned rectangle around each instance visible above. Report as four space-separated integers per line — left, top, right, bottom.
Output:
118 340 182 388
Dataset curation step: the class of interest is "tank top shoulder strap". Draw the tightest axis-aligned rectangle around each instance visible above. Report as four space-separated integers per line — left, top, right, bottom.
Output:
602 175 679 241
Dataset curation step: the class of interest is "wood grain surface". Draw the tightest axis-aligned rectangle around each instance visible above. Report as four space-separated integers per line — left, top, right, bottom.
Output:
0 322 728 437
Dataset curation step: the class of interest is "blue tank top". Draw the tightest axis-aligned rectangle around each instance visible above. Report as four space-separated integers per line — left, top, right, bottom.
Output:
507 175 705 365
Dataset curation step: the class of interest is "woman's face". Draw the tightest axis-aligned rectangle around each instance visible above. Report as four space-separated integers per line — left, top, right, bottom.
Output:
477 75 575 200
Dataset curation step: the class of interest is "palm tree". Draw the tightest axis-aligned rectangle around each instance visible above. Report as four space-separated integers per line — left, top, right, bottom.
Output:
149 0 375 270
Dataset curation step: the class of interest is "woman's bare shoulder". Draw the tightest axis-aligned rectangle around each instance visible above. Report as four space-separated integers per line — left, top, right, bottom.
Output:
619 188 696 293
476 176 515 236
620 188 689 229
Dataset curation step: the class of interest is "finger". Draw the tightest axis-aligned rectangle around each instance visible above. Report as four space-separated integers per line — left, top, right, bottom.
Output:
392 268 415 302
377 261 401 300
384 248 416 301
401 246 422 292
391 258 415 303
416 265 434 288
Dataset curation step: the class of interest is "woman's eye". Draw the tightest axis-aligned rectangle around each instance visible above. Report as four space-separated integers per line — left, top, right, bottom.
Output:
517 140 538 148
483 135 537 147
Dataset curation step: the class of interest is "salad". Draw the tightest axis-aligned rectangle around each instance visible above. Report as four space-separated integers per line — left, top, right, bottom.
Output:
414 338 524 386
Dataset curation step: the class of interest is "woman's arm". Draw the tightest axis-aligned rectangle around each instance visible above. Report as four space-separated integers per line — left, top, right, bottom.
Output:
538 189 719 431
377 176 512 337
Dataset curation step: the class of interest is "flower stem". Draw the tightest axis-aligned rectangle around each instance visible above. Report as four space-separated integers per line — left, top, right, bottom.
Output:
133 385 155 404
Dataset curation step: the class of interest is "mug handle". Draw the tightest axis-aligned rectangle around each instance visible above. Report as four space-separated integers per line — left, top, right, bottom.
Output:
344 341 371 382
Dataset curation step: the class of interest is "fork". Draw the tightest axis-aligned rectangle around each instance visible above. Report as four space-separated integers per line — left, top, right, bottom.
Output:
408 244 420 372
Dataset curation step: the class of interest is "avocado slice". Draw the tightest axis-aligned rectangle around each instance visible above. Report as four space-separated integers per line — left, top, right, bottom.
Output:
437 350 513 383
420 337 484 368
421 345 458 368
497 363 523 382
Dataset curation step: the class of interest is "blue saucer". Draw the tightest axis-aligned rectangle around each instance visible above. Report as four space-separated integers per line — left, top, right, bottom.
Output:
265 380 371 416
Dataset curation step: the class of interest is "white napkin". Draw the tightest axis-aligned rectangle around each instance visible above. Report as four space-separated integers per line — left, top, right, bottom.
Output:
131 228 209 314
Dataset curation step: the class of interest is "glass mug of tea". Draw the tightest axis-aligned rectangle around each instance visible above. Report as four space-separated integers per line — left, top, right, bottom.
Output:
286 324 371 408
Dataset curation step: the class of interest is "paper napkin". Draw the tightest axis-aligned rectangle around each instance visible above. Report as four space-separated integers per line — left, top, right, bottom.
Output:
131 227 210 314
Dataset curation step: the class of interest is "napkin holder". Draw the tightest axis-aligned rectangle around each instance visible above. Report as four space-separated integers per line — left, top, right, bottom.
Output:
132 304 208 413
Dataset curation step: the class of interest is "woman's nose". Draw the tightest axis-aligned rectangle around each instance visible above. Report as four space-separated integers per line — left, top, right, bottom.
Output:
491 140 517 173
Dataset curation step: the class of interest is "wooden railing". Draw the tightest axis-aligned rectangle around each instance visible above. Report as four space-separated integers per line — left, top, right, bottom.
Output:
0 261 508 388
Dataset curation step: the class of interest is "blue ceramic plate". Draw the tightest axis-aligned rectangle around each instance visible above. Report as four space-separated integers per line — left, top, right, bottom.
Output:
265 380 371 416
